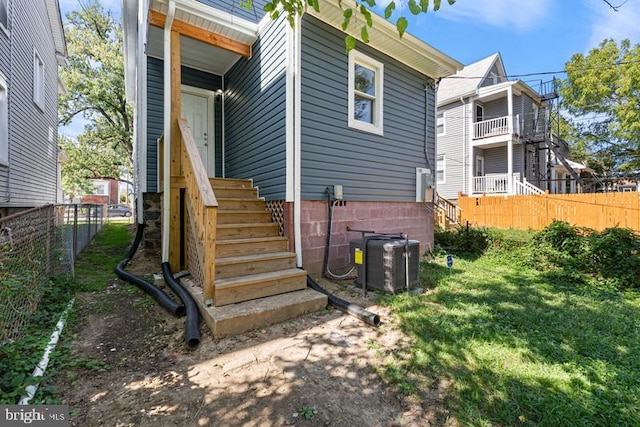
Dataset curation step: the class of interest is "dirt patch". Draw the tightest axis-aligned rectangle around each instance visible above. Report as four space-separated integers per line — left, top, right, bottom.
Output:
52 247 453 426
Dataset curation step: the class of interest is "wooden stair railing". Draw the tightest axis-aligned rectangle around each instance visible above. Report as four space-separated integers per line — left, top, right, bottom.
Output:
178 118 218 305
435 194 460 228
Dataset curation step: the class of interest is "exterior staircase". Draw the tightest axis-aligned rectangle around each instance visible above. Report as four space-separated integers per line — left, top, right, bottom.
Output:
180 178 327 338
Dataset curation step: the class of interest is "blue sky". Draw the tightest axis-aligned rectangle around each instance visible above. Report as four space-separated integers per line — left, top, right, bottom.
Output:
396 0 640 84
58 0 640 136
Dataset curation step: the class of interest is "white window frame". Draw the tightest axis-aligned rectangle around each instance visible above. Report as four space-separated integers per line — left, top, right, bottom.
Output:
348 50 384 135
437 154 446 184
33 48 44 111
437 111 446 136
0 0 8 36
93 182 108 196
0 73 7 165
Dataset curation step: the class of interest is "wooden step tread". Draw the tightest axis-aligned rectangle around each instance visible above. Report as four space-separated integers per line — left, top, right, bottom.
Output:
217 222 278 229
215 268 306 289
209 178 253 188
217 197 265 202
217 236 288 245
216 251 296 266
218 210 269 214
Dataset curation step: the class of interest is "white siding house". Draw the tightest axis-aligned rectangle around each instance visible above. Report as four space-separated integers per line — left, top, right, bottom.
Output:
436 53 585 201
0 0 67 214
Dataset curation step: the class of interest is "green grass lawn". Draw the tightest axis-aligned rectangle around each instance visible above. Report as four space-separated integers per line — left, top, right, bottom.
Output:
379 237 640 426
74 222 132 292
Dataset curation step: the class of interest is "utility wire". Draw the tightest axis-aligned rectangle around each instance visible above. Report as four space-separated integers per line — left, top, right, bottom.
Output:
442 59 640 80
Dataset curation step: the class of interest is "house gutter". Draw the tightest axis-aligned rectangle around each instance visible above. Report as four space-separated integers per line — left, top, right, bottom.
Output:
162 0 176 263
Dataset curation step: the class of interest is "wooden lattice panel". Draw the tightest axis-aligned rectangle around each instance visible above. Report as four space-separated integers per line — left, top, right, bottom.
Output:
265 200 285 236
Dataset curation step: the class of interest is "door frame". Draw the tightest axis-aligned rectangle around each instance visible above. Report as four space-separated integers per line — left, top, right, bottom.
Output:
181 84 216 177
475 155 485 177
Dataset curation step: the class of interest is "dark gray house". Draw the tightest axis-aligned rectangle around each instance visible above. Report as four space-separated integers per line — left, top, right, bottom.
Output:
0 0 67 214
123 0 460 333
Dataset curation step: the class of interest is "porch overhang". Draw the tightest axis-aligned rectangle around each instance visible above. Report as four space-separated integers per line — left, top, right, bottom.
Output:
471 136 519 149
123 0 259 81
308 0 462 79
477 80 541 103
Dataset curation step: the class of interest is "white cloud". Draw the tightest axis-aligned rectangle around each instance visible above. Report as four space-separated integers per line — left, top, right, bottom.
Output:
587 0 640 49
437 0 552 31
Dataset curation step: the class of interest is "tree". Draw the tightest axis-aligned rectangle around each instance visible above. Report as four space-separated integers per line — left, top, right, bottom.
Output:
59 1 132 190
263 0 456 50
560 39 640 173
59 135 130 200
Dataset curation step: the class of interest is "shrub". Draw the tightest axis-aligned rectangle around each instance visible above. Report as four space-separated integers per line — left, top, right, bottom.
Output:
531 221 640 290
434 226 489 254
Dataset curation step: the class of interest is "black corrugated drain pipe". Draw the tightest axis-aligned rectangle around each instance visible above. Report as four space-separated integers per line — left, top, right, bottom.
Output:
307 275 380 326
115 224 185 317
161 262 201 348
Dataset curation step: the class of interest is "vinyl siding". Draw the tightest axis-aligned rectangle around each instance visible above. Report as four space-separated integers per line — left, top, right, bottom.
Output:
1 0 59 206
224 16 287 200
300 15 435 202
482 145 524 176
146 57 223 192
481 98 507 121
0 10 9 201
436 100 467 200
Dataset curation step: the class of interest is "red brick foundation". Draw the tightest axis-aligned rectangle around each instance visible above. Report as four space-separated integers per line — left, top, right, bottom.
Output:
300 200 433 277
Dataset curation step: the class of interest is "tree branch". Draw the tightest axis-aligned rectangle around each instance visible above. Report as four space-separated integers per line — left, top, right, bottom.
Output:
602 0 629 11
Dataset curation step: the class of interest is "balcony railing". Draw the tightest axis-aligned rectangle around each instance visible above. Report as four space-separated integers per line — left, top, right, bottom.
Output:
472 173 544 195
473 115 520 139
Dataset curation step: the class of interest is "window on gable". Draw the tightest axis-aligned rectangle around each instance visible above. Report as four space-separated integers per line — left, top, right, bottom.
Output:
0 0 7 35
437 111 445 135
437 155 446 184
348 50 384 135
0 74 7 165
33 48 44 111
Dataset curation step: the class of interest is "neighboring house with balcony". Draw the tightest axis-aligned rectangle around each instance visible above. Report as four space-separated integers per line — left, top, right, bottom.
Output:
0 0 67 215
435 53 585 202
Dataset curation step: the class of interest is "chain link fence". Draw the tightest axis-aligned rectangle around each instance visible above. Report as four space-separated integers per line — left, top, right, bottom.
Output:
0 204 104 344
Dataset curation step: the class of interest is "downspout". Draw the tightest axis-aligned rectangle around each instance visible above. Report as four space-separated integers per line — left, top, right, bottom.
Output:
507 85 514 194
423 81 435 179
136 0 148 224
221 76 225 178
460 96 466 195
162 0 176 263
293 15 303 267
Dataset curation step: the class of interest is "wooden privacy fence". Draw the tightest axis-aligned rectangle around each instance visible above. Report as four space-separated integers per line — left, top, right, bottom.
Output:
457 192 640 232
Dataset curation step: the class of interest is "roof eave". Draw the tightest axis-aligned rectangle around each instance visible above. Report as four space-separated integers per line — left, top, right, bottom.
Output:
309 0 462 79
44 0 68 64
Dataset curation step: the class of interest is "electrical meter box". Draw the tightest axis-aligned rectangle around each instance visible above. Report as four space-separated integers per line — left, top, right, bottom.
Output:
349 237 420 293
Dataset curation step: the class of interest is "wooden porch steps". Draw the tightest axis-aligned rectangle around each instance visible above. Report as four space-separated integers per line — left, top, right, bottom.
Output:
197 178 325 336
217 222 280 239
216 251 297 279
217 210 272 224
217 236 290 257
214 268 308 306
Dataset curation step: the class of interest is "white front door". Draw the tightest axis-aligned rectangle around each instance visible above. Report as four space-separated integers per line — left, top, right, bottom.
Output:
181 87 215 177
